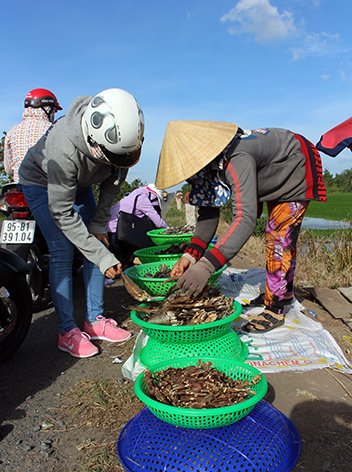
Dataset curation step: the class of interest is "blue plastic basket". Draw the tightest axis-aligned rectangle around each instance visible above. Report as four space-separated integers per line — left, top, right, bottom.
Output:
116 400 301 472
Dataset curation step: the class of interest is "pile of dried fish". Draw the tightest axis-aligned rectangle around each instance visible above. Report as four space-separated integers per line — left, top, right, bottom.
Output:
144 264 171 279
155 243 187 255
162 225 195 235
134 286 234 326
144 360 261 408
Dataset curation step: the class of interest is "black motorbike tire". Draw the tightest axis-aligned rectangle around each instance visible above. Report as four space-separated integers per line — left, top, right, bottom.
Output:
0 274 33 362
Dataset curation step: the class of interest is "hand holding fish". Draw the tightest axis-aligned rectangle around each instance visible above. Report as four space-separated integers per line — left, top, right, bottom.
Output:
170 254 193 278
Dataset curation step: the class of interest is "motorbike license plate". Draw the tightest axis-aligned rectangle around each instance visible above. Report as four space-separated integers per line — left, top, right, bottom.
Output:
0 220 36 244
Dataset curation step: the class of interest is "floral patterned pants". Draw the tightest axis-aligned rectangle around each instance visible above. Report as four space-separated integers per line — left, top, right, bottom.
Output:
264 201 309 311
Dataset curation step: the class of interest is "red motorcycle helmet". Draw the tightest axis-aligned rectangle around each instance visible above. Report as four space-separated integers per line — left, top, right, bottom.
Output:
24 88 62 110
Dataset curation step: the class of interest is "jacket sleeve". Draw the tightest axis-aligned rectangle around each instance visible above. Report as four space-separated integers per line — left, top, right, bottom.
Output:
46 156 120 275
203 153 258 270
138 196 167 228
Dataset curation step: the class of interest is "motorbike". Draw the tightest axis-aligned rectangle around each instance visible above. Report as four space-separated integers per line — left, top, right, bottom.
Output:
0 183 83 312
0 182 50 311
0 247 32 361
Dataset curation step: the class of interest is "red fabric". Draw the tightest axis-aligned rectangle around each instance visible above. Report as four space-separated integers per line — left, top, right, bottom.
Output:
320 117 352 148
317 116 352 156
294 133 326 202
294 133 313 199
206 246 227 268
189 237 207 250
184 237 208 261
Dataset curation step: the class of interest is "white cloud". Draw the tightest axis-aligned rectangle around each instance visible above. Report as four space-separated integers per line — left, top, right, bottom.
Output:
290 32 342 61
339 62 352 82
220 0 296 42
220 1 345 64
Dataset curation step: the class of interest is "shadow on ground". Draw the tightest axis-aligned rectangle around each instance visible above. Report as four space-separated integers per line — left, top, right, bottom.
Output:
290 399 352 471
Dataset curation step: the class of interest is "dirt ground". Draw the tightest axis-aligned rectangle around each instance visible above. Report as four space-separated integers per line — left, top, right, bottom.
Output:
0 251 352 471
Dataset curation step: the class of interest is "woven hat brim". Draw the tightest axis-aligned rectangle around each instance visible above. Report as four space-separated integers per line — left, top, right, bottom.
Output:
155 120 238 189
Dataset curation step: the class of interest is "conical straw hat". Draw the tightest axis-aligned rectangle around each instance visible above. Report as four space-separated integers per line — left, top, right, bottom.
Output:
155 120 238 189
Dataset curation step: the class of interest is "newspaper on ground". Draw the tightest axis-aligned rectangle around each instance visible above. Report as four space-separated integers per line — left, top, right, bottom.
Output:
221 268 352 374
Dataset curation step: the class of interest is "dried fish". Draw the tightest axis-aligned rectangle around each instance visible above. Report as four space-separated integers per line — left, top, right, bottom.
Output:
121 272 161 303
155 243 187 255
144 264 171 278
162 225 195 235
132 286 234 326
144 360 261 408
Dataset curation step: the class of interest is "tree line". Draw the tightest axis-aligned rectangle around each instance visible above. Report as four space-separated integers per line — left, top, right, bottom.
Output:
323 169 352 193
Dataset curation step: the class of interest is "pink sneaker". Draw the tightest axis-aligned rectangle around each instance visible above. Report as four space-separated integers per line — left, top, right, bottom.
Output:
58 327 99 358
84 316 132 342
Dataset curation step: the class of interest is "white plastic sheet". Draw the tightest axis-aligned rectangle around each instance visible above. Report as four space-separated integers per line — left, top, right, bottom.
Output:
121 331 148 381
222 268 352 373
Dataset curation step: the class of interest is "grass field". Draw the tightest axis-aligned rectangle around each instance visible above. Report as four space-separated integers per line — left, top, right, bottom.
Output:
305 192 352 221
257 192 352 222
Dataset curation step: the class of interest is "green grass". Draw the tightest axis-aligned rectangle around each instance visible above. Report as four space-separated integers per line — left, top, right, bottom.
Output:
305 192 352 221
257 192 352 222
164 202 186 227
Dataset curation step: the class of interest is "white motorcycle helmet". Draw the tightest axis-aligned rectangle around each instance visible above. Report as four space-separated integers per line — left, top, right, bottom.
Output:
82 88 144 167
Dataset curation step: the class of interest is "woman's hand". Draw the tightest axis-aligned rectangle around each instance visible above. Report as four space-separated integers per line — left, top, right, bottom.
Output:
93 232 109 248
105 263 122 279
175 258 215 297
170 255 193 277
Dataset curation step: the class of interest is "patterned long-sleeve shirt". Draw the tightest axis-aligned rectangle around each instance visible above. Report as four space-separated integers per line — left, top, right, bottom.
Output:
4 108 52 181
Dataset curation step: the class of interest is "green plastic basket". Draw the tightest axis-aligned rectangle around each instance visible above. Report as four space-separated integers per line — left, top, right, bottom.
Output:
130 300 242 343
147 228 193 246
134 243 215 264
134 357 268 429
124 259 226 297
139 331 248 368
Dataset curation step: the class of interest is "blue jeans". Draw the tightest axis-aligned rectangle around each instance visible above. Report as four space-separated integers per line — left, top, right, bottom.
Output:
21 184 104 333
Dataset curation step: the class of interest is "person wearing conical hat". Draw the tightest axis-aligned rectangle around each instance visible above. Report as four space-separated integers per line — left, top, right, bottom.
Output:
156 121 327 333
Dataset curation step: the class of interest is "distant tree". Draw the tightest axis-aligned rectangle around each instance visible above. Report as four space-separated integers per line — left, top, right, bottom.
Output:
323 169 335 191
0 131 6 161
335 168 352 192
0 131 10 186
181 182 191 194
129 178 145 190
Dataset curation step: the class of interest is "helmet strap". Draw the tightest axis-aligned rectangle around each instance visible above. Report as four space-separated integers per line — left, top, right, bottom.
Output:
41 106 55 122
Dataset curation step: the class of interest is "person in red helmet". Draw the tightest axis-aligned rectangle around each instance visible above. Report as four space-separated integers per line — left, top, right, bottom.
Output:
4 88 62 182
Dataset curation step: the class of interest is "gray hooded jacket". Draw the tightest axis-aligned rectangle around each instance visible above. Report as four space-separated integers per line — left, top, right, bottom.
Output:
19 97 128 274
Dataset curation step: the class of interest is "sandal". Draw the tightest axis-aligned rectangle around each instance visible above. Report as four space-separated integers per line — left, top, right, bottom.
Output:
243 309 285 333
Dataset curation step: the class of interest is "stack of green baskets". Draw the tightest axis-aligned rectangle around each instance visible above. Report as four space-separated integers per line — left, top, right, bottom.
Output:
123 259 226 297
134 356 267 429
130 299 248 367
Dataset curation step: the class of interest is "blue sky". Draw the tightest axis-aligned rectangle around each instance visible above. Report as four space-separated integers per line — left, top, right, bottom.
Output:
1 0 352 188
